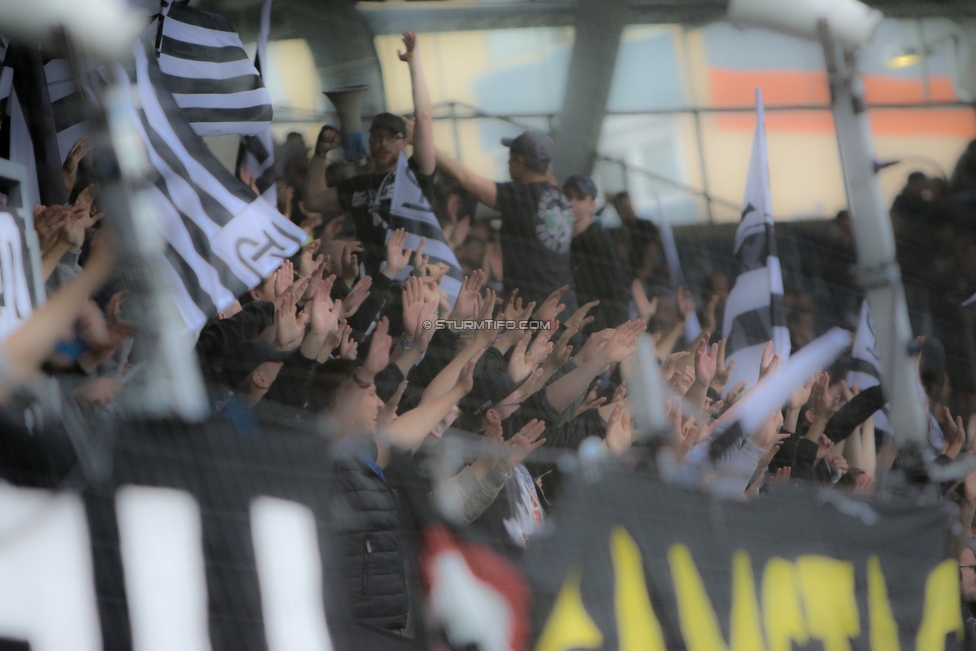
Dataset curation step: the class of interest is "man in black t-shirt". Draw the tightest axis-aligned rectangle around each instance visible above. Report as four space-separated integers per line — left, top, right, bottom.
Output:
564 174 630 335
303 31 436 278
612 191 660 279
435 130 578 318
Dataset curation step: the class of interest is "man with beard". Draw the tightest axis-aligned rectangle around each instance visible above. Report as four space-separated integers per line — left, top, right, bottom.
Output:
303 31 435 278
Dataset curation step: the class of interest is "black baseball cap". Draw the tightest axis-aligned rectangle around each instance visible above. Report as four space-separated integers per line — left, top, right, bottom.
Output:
223 339 294 388
501 130 553 165
564 174 597 199
458 370 518 418
369 112 407 137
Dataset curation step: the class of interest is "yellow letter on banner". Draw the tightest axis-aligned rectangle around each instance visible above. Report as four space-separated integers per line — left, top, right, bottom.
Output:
610 527 666 651
730 550 765 651
867 555 900 651
916 559 964 651
761 557 808 651
668 543 728 651
796 556 860 651
534 566 604 651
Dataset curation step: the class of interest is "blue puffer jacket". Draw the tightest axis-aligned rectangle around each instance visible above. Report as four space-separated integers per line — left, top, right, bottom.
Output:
331 443 409 631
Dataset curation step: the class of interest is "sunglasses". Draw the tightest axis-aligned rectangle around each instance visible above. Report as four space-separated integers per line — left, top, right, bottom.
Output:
369 133 404 145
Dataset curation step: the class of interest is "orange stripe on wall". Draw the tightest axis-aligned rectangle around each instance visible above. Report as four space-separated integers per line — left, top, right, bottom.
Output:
714 109 976 136
709 69 829 106
709 69 975 136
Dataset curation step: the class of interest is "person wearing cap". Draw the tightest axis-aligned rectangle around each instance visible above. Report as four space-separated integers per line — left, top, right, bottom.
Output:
434 130 579 320
303 31 436 278
564 174 631 335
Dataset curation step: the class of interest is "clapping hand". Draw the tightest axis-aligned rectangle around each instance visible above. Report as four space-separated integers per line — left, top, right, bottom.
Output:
576 328 614 365
33 205 68 255
598 320 646 364
401 276 428 340
507 332 544 384
710 338 735 391
605 402 633 456
692 333 718 387
273 291 309 351
575 388 606 416
309 276 341 337
503 419 547 470
534 285 568 323
410 237 429 278
758 341 780 381
340 275 372 319
564 301 598 332
274 260 295 298
362 316 393 380
449 270 486 320
338 325 358 360
62 138 89 192
631 279 657 323
384 228 414 279
809 372 839 424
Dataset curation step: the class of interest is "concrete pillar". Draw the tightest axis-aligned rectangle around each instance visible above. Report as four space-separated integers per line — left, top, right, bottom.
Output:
550 0 629 181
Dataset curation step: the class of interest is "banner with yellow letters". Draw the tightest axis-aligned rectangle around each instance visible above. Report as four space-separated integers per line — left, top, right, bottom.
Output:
523 469 961 651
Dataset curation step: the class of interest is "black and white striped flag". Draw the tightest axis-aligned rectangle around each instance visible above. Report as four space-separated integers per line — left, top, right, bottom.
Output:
389 152 464 306
721 88 790 394
157 0 273 138
44 57 94 166
235 0 276 203
847 299 892 437
123 34 304 330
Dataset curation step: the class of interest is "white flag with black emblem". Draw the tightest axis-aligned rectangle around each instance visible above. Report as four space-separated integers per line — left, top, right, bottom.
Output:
721 88 790 395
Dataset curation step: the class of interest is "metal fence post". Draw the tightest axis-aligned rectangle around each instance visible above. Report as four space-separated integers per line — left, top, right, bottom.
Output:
450 101 461 161
692 109 713 223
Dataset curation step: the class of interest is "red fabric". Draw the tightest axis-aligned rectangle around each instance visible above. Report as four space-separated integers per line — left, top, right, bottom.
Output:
419 524 532 651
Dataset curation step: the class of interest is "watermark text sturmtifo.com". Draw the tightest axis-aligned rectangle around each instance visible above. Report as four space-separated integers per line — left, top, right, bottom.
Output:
422 319 555 331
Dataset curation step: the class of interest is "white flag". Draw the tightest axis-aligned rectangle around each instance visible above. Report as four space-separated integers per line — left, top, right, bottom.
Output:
722 87 790 395
655 195 702 341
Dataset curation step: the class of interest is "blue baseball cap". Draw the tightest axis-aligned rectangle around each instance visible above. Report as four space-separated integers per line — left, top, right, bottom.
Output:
564 174 598 199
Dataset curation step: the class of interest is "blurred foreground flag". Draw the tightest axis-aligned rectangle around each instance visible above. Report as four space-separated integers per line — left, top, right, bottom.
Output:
124 33 304 330
722 87 789 394
156 0 272 138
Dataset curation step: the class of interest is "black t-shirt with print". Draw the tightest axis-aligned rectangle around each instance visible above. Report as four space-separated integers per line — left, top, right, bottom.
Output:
337 156 434 277
494 181 578 317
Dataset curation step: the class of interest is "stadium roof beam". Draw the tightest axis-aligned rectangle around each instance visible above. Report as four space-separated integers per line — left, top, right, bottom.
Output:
355 0 976 35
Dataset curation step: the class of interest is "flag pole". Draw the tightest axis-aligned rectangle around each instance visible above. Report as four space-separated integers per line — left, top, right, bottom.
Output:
817 20 926 445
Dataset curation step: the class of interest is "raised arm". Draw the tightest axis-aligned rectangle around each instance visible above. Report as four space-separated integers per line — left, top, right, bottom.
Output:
4 229 114 387
398 32 434 175
303 126 342 214
386 352 481 451
544 320 644 414
435 149 497 209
